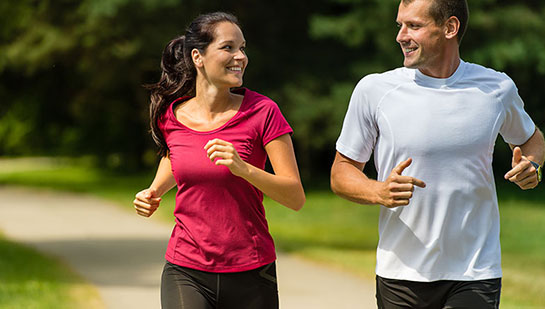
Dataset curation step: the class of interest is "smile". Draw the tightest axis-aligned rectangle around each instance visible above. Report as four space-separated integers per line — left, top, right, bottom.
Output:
227 66 242 72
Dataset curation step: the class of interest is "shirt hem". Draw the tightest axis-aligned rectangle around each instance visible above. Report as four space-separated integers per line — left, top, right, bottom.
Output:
165 253 277 273
263 128 293 146
376 270 503 282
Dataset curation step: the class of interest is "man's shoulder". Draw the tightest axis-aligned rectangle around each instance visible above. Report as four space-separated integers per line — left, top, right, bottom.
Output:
462 61 514 86
355 67 412 93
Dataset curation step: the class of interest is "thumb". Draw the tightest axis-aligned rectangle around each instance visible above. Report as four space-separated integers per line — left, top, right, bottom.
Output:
512 147 522 166
393 158 412 175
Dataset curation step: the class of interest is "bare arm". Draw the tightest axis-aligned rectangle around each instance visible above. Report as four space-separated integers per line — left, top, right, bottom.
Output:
148 156 178 196
506 127 545 189
133 156 177 217
330 152 425 208
205 134 305 211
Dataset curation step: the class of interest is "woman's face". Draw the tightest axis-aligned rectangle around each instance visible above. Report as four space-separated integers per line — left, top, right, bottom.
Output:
195 22 248 88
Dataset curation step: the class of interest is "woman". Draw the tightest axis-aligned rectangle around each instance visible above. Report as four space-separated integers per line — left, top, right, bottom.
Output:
133 12 305 309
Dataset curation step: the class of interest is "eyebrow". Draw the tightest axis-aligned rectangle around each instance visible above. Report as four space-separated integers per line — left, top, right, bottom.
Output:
217 39 246 45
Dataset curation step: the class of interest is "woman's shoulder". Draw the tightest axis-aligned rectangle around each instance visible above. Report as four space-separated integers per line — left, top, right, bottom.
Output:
158 96 191 128
237 88 280 113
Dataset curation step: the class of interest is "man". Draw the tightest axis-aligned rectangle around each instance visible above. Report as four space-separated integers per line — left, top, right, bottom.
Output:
330 0 545 308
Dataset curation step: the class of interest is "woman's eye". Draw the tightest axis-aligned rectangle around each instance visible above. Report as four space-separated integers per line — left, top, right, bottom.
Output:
240 46 246 52
222 45 232 50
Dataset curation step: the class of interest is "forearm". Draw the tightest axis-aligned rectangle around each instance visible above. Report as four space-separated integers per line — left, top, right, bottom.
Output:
149 156 177 196
330 159 382 205
512 128 545 165
241 164 305 211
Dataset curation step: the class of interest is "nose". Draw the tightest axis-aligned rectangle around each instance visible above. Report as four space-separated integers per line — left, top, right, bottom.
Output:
396 25 408 44
234 49 247 61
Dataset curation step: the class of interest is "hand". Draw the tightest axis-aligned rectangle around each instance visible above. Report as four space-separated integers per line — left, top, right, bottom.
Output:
204 138 249 177
133 188 162 217
504 147 539 190
378 158 426 208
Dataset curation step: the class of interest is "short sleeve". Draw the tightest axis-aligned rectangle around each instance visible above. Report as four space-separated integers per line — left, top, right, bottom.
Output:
499 78 536 145
261 101 293 146
336 78 379 163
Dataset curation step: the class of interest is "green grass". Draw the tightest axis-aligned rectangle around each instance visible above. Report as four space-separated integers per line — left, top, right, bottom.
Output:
0 234 103 309
1 158 544 308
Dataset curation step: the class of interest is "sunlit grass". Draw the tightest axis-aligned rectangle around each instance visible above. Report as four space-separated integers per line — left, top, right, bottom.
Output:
0 234 103 309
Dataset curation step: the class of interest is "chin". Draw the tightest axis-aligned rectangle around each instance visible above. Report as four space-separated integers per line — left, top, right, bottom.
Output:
404 59 423 69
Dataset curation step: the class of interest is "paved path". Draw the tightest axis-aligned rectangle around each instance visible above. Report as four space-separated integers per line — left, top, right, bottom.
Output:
0 186 376 308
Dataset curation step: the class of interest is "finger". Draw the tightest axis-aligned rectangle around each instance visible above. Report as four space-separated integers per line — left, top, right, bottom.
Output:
386 199 410 208
208 151 233 162
512 173 537 186
206 145 231 157
392 158 412 175
394 175 426 188
133 199 159 210
214 159 232 166
390 183 414 192
136 209 152 217
204 138 230 150
149 188 159 198
512 147 522 166
516 178 537 190
134 195 161 206
508 167 535 183
504 161 531 179
393 191 413 199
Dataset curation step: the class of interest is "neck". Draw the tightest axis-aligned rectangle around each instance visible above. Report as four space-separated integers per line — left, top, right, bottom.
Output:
419 46 461 78
194 76 235 115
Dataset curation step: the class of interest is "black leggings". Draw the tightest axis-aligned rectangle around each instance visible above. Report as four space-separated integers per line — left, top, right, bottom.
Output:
161 261 279 309
376 275 501 309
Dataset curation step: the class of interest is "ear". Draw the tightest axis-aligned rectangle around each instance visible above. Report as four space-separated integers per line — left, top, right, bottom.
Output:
191 48 203 68
445 16 460 40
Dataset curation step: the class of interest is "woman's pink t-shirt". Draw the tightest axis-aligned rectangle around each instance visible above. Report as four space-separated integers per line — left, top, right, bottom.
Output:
158 88 293 273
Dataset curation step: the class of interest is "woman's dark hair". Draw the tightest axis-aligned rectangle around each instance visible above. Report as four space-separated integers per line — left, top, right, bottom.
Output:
146 12 241 157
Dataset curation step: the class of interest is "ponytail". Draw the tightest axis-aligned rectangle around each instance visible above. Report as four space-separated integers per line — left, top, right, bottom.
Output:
146 35 195 157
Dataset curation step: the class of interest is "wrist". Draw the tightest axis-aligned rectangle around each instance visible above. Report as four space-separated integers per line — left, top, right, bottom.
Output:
530 161 542 183
235 162 253 179
371 181 387 205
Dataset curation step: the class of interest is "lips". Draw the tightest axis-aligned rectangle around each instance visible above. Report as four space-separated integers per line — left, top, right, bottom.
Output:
402 46 418 56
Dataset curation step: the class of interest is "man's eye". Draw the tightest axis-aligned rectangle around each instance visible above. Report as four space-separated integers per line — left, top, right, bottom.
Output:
240 46 246 52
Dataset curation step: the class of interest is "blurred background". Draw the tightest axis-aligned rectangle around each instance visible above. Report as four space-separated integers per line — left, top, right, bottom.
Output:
1 0 544 179
1 0 545 308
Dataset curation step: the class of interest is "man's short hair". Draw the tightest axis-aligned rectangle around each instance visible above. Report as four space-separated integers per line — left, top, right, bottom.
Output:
402 0 469 43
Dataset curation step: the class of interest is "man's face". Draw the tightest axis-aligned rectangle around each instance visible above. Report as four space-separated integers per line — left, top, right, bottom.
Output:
396 0 447 76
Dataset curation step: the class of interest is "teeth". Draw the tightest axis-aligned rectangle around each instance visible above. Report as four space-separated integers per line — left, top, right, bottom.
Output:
404 48 417 53
228 67 241 71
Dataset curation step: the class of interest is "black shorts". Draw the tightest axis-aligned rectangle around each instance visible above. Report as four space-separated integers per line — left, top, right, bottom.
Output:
376 275 501 309
161 261 278 309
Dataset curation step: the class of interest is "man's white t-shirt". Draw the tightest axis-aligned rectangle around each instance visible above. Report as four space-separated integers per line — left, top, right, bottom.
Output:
336 60 536 281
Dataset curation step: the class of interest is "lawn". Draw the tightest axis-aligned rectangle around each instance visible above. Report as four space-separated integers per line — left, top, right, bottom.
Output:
0 157 544 308
0 234 103 309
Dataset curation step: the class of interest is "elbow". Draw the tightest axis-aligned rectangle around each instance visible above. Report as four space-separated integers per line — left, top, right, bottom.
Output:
330 173 341 196
291 194 306 211
287 185 305 211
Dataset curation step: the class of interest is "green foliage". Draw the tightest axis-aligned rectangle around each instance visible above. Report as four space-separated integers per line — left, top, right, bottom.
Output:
0 0 543 176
